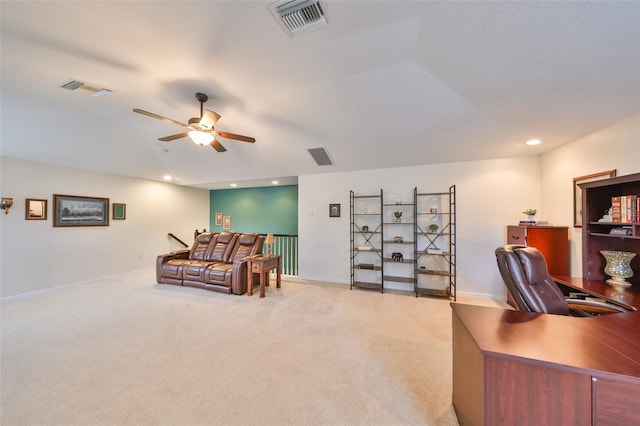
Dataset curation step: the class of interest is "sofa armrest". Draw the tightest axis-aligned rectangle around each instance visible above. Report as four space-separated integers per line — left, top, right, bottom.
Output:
231 258 250 295
156 249 190 282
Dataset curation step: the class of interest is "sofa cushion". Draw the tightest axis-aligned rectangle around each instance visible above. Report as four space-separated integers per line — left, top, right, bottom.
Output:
156 258 189 285
229 233 261 262
203 263 234 287
161 259 186 279
189 233 216 260
182 260 216 282
205 232 238 262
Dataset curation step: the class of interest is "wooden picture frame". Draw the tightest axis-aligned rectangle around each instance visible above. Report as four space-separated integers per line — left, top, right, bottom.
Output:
223 215 231 230
25 198 47 220
573 170 617 227
112 203 126 220
53 194 109 227
215 211 223 226
329 203 341 218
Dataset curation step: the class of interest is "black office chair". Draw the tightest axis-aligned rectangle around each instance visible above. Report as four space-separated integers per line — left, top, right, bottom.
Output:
495 245 627 316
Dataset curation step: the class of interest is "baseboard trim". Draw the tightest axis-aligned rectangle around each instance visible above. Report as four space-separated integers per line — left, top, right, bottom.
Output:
0 268 153 303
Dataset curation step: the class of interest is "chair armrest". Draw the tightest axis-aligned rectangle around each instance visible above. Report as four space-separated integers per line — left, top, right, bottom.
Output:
566 298 629 315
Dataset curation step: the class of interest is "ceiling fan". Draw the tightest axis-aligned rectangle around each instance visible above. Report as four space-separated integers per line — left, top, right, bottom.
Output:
133 93 255 152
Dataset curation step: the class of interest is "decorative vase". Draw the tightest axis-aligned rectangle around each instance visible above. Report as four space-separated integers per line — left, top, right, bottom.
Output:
395 218 401 223
600 250 636 288
527 215 535 221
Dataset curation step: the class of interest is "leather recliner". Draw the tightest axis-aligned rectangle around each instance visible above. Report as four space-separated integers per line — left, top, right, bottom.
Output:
495 245 627 316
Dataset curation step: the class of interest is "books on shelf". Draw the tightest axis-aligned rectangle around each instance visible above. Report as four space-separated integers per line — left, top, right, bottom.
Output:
518 220 550 226
611 195 638 223
610 227 632 236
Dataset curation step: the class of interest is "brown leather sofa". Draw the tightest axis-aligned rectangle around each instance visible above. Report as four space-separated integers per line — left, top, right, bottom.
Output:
156 231 264 295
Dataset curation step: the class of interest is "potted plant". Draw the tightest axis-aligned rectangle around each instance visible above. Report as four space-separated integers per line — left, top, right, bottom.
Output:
394 211 402 223
522 209 537 221
428 224 439 233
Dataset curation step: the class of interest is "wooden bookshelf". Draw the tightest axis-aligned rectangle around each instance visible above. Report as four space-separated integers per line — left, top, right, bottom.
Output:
580 172 640 286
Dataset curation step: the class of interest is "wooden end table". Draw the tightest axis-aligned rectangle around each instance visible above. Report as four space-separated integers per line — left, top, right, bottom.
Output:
247 254 281 298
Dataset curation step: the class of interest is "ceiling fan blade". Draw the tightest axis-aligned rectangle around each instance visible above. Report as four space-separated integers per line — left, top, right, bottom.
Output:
132 109 188 127
210 138 227 152
216 131 256 143
199 110 221 130
158 132 188 142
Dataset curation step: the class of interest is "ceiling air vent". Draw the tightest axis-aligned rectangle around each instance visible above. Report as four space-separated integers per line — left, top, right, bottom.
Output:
308 147 334 166
60 79 111 97
269 0 328 37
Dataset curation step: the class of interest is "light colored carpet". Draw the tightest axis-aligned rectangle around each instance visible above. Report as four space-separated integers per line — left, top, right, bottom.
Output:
1 270 500 425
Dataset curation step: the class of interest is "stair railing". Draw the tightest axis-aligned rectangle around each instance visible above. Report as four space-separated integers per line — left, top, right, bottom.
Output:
263 233 298 276
168 233 189 248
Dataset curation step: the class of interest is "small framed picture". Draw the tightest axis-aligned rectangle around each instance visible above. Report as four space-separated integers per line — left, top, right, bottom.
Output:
112 203 126 220
25 198 48 220
215 211 223 226
223 215 231 230
329 203 340 218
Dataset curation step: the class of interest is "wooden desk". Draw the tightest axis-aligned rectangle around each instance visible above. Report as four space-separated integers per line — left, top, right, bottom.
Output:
452 279 640 426
247 255 281 298
553 275 640 312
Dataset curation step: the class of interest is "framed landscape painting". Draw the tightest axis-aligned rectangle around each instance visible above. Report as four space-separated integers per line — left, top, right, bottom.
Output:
53 194 109 227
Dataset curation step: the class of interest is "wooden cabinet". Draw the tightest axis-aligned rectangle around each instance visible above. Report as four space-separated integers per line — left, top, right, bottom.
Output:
506 225 569 276
580 172 640 286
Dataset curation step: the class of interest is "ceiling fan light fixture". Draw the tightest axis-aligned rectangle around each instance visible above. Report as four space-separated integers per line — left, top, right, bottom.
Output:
188 131 214 146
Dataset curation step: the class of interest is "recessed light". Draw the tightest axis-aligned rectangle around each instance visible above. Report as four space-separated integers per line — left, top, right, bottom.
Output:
163 175 172 181
526 139 541 146
230 183 237 187
272 181 279 185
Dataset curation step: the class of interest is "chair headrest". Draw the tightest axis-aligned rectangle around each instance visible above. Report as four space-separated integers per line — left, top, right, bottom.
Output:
238 233 258 244
516 247 550 285
216 232 235 243
195 232 214 243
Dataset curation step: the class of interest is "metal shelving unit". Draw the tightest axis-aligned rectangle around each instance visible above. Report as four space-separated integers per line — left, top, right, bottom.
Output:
382 199 415 291
414 185 456 300
350 190 384 292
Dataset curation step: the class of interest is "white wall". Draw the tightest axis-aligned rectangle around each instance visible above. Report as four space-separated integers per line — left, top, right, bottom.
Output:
2 112 636 300
298 157 541 299
0 157 209 299
541 112 640 276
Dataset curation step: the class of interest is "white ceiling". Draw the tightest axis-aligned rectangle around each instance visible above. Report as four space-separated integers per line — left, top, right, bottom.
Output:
1 1 639 190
